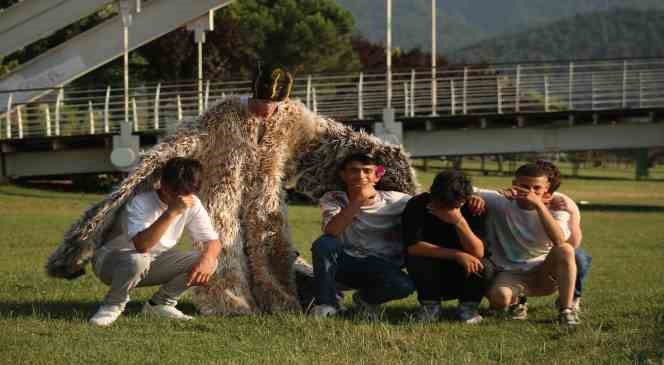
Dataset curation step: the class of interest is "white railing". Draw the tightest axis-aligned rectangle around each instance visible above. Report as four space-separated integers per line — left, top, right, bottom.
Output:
2 58 664 140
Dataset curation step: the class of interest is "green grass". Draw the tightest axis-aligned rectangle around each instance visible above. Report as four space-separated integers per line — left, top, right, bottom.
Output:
1 168 664 364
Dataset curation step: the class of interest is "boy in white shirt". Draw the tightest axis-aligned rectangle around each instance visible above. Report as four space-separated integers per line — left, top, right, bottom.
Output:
310 153 414 318
476 163 580 326
89 157 222 326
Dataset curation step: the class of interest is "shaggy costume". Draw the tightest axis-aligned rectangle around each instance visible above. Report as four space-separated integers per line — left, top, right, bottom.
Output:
46 97 419 315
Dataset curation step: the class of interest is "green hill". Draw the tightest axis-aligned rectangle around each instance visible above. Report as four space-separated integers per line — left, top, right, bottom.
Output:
450 8 664 63
335 0 664 54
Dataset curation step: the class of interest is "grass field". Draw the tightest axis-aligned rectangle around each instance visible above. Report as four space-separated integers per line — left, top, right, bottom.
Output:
1 168 664 364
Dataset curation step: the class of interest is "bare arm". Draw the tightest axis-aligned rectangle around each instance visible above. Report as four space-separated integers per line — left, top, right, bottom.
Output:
323 200 362 237
132 210 181 253
454 217 485 258
187 239 222 286
131 195 193 253
534 202 569 246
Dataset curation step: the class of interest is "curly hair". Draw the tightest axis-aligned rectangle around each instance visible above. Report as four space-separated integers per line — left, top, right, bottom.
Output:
535 159 561 193
429 170 473 205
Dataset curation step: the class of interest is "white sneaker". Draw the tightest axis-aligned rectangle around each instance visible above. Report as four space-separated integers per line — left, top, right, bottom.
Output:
559 308 581 326
416 302 442 323
89 304 124 327
142 302 193 320
457 302 483 324
310 304 338 318
352 292 381 321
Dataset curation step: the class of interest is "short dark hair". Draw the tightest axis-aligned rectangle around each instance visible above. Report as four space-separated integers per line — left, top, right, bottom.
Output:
430 170 473 205
161 157 203 195
535 160 561 193
339 152 380 170
514 163 548 180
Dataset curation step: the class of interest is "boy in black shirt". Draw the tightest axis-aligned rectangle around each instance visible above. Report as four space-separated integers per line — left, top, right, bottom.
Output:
402 170 495 323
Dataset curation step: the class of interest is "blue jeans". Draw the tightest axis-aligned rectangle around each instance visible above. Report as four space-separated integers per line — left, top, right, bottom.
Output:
311 235 414 306
575 248 592 299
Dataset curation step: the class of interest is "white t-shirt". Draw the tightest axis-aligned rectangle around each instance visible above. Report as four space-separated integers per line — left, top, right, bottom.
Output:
476 189 571 271
104 191 219 256
320 190 411 265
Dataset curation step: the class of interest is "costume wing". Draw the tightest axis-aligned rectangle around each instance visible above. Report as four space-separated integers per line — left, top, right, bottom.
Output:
292 118 420 200
46 120 206 279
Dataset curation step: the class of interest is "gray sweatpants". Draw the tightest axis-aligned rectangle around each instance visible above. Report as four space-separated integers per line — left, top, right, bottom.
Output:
93 247 212 307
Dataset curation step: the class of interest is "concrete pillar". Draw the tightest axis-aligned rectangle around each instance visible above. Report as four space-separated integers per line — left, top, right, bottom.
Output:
376 108 401 145
635 148 650 180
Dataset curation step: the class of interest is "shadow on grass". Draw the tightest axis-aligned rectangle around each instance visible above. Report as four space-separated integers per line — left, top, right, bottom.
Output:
0 300 201 321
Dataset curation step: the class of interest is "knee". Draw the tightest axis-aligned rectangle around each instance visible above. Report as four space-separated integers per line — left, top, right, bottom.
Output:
487 286 512 309
552 244 575 265
124 252 151 276
311 235 341 258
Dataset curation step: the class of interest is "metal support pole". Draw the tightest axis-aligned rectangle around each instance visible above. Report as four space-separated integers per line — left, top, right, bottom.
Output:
44 105 51 137
306 75 312 109
104 86 111 133
5 93 12 139
17 106 23 139
204 80 210 110
463 67 468 115
622 60 628 108
497 77 502 114
386 0 392 109
591 73 595 111
118 0 132 125
410 69 416 116
404 83 409 117
187 12 213 116
132 97 138 131
639 72 644 108
431 0 437 116
515 65 521 112
358 72 364 119
55 88 63 136
154 83 161 130
89 101 95 134
544 76 550 112
176 94 183 122
450 79 456 115
568 62 574 110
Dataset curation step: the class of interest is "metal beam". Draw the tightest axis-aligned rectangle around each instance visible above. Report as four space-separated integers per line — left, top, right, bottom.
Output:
3 148 116 177
0 0 235 111
0 0 113 58
404 122 664 157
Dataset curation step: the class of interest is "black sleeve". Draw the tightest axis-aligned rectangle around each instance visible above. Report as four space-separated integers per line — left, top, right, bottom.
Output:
401 194 427 249
462 205 485 239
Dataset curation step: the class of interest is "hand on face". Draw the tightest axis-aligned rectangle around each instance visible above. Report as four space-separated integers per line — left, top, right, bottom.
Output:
512 185 544 206
166 193 195 215
427 201 464 225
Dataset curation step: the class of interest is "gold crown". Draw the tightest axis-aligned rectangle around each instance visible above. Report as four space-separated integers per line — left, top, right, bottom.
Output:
253 68 293 102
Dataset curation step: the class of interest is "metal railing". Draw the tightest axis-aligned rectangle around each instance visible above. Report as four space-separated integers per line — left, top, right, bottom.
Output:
1 58 664 140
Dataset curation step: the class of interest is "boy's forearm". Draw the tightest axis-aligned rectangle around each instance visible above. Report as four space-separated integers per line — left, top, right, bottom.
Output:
454 218 485 258
407 241 463 260
323 204 361 237
132 210 179 253
535 203 567 246
201 239 222 260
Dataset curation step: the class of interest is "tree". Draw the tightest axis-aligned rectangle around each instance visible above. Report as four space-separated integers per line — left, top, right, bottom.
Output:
139 0 361 81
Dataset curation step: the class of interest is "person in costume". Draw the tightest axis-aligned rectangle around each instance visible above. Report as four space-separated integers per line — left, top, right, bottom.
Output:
47 67 419 316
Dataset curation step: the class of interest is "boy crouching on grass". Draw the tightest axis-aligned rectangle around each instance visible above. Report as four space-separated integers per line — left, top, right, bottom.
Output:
476 163 581 326
402 170 496 324
89 157 222 326
309 152 414 318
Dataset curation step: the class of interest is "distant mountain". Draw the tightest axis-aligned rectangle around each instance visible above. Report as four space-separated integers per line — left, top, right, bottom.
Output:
335 0 664 55
450 8 664 63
